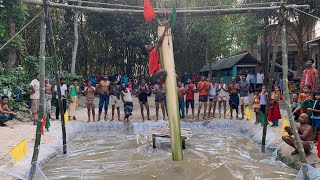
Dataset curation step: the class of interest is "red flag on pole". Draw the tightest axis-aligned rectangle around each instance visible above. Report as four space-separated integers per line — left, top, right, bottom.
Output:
41 116 46 136
144 0 156 22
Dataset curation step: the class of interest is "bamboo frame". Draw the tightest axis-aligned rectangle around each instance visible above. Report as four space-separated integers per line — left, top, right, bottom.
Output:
21 0 309 16
158 26 183 161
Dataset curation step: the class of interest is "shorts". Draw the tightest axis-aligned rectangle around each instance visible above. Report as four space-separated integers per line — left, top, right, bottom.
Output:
155 93 165 102
139 94 148 104
315 119 320 128
240 96 249 106
218 96 227 101
110 95 120 107
86 98 95 108
186 99 195 109
199 95 208 102
209 95 218 102
31 99 39 114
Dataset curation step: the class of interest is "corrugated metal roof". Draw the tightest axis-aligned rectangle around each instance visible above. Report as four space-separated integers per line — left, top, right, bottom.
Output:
200 52 261 72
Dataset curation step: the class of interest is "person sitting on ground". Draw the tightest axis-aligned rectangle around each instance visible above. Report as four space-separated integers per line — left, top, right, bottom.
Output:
144 24 169 86
282 113 314 155
294 92 315 125
84 80 96 122
308 91 320 141
298 84 311 114
0 96 16 127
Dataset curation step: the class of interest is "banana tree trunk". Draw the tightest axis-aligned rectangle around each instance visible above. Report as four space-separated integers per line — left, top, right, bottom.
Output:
28 14 46 180
158 26 183 161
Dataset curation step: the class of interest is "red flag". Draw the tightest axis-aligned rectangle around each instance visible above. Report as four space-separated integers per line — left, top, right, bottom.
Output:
41 116 46 136
144 0 156 22
317 135 320 158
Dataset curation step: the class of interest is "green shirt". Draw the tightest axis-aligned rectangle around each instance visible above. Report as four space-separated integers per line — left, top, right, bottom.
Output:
300 99 314 124
70 85 78 97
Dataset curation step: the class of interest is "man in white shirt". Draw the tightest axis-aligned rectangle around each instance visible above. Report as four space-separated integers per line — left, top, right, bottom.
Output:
54 78 68 120
256 70 264 91
29 73 40 125
246 72 254 93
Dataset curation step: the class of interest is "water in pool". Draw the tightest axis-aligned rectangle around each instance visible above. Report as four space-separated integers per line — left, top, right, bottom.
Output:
43 127 296 180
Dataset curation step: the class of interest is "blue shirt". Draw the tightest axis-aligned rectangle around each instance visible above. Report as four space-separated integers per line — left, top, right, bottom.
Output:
239 81 250 97
122 76 129 85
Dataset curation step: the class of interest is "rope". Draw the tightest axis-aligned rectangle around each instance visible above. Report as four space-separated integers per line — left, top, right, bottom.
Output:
66 0 143 9
0 10 43 51
291 7 320 21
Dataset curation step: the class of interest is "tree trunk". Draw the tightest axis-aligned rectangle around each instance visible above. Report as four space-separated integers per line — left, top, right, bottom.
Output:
296 27 304 76
71 0 80 74
5 10 17 73
28 14 46 180
262 16 269 75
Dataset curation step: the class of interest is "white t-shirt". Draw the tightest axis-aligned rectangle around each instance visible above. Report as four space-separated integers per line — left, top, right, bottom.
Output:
246 74 254 83
54 84 68 99
256 73 264 84
123 88 132 102
30 79 40 100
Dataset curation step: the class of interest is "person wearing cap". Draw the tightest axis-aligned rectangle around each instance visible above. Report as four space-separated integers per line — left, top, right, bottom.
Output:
68 78 80 120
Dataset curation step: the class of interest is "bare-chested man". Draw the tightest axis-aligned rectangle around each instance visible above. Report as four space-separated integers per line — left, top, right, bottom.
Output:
97 73 111 121
282 113 314 155
45 78 53 118
0 96 16 127
85 80 96 122
177 82 186 119
228 77 240 119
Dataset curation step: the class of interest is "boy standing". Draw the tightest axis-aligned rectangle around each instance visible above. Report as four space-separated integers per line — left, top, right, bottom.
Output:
84 80 96 122
185 79 196 119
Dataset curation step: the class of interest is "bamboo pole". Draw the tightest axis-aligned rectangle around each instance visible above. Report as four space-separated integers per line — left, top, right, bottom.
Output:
46 12 67 153
261 26 281 149
281 18 308 164
158 26 183 161
21 0 309 16
28 13 46 180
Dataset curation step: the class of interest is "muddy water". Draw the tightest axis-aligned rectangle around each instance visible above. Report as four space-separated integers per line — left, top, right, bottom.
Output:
43 128 296 180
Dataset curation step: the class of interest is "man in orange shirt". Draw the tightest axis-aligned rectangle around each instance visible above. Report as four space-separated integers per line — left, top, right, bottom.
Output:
197 76 210 119
301 59 318 91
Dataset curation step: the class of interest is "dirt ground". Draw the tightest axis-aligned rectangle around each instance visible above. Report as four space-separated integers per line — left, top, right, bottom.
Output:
0 93 319 179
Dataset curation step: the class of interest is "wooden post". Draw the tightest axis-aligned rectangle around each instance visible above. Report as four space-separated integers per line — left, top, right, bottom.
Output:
46 14 67 154
28 13 46 180
262 25 281 149
158 26 183 161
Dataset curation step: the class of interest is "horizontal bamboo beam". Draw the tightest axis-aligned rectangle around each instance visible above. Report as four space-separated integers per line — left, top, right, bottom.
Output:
22 0 309 16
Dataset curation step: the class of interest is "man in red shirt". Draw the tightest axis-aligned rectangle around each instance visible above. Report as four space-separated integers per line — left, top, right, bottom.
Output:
145 25 169 86
197 76 210 120
185 79 196 119
301 59 318 91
